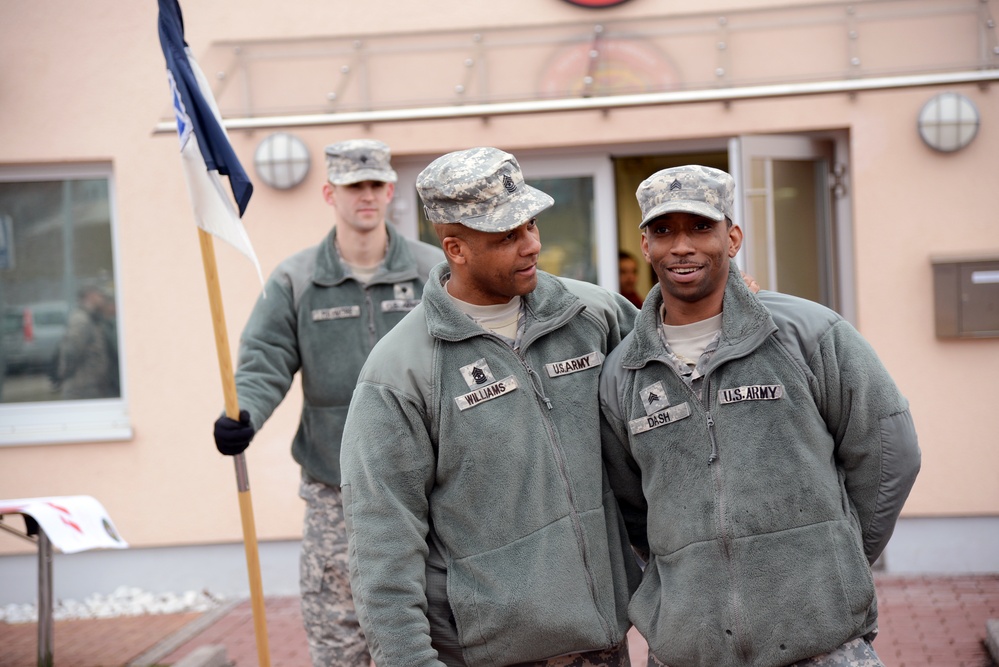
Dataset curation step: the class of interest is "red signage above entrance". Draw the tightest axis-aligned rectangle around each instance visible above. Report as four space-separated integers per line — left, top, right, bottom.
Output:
561 0 632 7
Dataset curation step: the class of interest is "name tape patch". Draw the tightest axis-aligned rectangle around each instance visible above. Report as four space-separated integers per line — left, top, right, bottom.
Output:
718 384 783 404
454 375 519 411
629 402 692 435
545 351 603 378
381 299 421 313
312 306 361 321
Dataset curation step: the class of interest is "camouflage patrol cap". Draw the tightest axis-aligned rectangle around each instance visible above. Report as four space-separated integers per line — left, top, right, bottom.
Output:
636 165 735 228
416 147 554 233
325 139 398 185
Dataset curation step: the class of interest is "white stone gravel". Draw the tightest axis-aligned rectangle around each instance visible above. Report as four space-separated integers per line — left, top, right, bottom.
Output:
0 585 225 624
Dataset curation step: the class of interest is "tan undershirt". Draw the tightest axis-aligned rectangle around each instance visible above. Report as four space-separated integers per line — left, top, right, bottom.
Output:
660 311 723 367
344 261 378 284
446 282 521 339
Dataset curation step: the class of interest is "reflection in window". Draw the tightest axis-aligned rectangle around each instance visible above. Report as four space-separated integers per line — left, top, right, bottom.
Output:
416 176 597 284
0 177 119 405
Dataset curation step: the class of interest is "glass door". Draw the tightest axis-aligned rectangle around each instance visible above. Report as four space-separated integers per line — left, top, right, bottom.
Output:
731 134 847 314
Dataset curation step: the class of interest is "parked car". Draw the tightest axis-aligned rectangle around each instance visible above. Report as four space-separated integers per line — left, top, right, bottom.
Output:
1 301 69 376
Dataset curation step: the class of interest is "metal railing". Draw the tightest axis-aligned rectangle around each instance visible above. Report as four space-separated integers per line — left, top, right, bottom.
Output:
155 0 997 130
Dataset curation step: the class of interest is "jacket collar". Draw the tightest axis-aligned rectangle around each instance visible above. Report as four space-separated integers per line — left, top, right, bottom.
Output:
622 264 775 369
423 263 582 343
313 224 419 286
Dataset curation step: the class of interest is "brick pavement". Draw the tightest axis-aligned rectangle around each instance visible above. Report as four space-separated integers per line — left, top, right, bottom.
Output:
875 575 999 666
0 612 201 667
0 574 996 667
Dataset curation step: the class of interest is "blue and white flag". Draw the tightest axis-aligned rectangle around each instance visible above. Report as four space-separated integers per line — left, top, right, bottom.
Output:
157 0 262 283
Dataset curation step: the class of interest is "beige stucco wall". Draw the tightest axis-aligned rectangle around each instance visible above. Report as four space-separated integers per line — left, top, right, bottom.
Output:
1 0 996 556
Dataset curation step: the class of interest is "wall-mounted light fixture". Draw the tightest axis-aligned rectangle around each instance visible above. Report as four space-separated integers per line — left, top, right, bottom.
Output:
917 92 980 153
254 132 311 189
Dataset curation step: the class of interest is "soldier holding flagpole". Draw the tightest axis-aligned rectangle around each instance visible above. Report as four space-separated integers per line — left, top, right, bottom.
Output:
157 0 271 664
212 139 444 666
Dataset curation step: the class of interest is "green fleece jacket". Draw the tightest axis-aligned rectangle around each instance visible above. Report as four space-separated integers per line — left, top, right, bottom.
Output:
599 265 920 667
232 224 443 487
341 265 643 667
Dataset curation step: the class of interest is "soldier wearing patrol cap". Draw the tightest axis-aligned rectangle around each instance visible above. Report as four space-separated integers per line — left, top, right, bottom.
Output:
340 147 643 667
212 139 444 667
599 165 921 667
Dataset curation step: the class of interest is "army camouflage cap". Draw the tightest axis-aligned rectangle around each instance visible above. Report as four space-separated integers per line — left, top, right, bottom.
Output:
325 139 398 185
417 147 554 233
636 165 735 228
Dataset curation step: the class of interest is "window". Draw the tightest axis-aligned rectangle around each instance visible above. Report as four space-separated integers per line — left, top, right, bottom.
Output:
406 154 617 290
0 164 131 445
416 176 599 284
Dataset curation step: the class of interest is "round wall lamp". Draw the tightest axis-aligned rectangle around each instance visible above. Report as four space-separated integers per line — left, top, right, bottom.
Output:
254 132 311 189
917 92 980 153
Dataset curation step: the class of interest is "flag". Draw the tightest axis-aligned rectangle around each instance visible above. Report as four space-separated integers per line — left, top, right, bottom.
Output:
157 0 263 283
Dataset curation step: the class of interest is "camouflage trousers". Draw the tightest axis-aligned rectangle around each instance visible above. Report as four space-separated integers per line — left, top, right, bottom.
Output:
516 638 632 667
299 479 369 667
648 637 884 667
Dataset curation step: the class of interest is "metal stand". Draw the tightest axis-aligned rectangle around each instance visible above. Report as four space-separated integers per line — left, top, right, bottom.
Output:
37 527 54 667
0 514 54 667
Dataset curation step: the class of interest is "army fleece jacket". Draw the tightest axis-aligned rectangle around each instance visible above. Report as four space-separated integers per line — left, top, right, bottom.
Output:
232 224 443 487
340 265 644 667
599 265 921 667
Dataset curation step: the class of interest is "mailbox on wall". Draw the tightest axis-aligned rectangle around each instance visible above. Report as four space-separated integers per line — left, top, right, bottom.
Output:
932 255 999 338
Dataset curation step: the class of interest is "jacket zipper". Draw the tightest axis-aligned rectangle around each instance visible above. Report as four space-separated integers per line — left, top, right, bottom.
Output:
516 352 594 587
363 286 377 350
703 375 750 661
526 365 553 409
513 311 609 640
525 354 605 638
706 412 719 464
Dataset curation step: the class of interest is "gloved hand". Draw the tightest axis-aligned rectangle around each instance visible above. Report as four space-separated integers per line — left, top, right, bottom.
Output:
214 409 255 456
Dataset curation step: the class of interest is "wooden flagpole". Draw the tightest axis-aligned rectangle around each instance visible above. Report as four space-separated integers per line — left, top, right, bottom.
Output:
197 228 272 667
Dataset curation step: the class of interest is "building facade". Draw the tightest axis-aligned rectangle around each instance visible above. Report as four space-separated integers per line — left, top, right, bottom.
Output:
1 0 997 603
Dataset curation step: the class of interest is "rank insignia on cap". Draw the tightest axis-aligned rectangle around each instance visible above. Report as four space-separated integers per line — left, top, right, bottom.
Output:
640 381 671 415
460 359 496 389
503 174 517 193
669 179 682 191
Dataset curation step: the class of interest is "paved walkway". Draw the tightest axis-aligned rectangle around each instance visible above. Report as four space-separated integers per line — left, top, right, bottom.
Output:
1 574 996 667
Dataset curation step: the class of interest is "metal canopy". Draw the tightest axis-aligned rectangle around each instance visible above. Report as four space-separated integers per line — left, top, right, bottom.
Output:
155 0 998 131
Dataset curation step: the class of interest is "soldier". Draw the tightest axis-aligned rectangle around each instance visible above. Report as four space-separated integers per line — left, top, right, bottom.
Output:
212 139 445 667
599 165 921 667
618 250 645 309
56 286 116 399
340 147 643 666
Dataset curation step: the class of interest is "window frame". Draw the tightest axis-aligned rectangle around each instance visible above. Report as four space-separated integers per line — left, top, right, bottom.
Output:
0 162 132 447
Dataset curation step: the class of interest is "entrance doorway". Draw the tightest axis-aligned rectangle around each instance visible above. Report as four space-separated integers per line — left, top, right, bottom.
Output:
613 151 728 302
393 132 851 319
613 133 849 316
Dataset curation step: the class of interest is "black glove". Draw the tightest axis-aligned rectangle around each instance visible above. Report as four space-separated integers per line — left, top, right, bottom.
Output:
214 409 255 456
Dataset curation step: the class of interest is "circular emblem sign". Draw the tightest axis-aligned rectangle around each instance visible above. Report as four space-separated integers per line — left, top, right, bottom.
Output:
561 0 632 7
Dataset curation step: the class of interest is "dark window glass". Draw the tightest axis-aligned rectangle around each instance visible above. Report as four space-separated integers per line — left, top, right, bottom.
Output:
0 178 119 404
